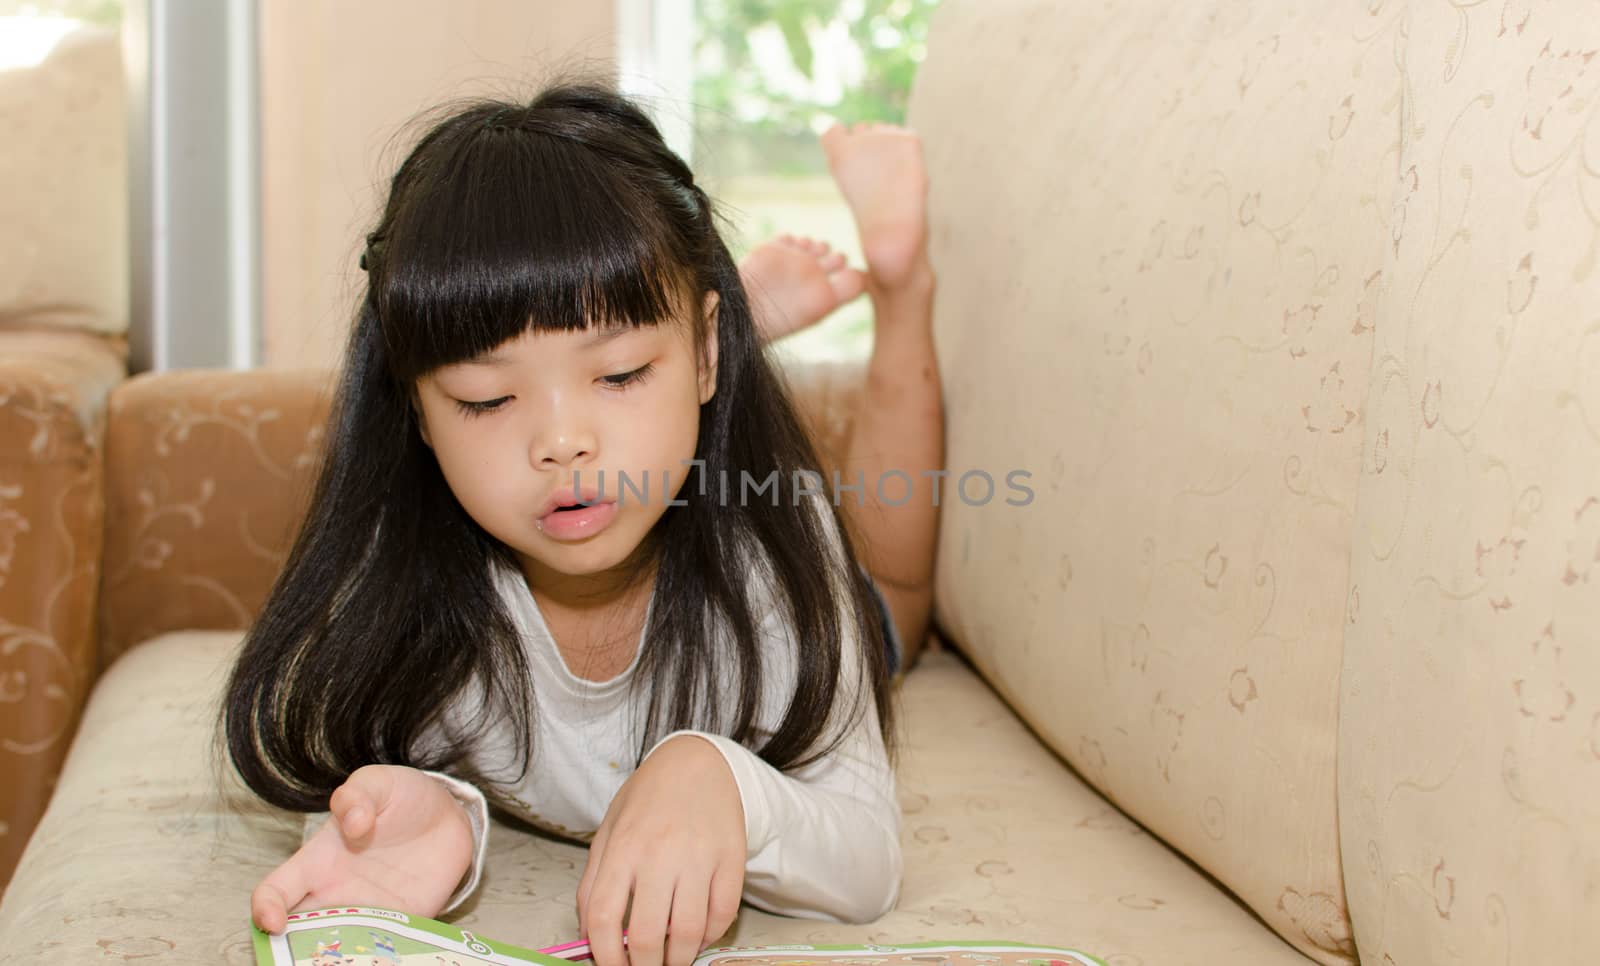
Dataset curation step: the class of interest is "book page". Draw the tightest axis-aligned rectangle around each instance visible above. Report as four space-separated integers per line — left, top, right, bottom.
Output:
251 908 1106 966
692 943 1106 966
251 907 570 966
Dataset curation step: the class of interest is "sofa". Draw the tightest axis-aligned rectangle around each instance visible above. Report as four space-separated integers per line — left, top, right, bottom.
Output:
0 23 129 892
3 0 1599 962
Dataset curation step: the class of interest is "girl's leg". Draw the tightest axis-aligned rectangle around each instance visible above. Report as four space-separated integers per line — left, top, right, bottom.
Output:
820 121 942 672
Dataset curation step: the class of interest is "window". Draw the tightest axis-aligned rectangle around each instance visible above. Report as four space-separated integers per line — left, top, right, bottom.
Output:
0 0 118 23
0 0 119 69
690 0 939 363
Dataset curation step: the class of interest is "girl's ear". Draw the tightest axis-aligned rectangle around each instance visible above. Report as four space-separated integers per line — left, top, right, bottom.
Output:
698 290 721 405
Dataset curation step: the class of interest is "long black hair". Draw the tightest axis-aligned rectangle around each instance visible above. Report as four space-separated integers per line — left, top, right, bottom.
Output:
218 78 897 814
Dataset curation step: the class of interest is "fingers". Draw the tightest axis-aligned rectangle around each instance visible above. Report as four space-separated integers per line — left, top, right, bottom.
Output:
623 872 673 966
251 856 312 935
576 824 611 939
665 874 710 966
583 866 632 966
330 764 395 842
250 880 288 936
592 872 707 966
704 866 742 950
576 866 592 940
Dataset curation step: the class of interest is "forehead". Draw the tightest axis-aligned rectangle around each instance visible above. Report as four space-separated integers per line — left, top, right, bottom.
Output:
441 317 686 373
460 323 647 367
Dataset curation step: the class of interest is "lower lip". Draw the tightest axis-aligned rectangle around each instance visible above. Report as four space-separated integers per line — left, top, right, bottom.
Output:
537 501 619 541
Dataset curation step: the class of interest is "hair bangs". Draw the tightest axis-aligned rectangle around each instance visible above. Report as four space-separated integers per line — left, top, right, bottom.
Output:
374 115 694 382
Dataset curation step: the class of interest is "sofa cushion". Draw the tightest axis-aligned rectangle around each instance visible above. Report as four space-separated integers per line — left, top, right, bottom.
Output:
911 2 1400 961
1338 2 1600 961
0 631 1310 963
0 24 127 336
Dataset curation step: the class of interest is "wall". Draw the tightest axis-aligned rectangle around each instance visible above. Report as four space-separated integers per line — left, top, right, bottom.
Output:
259 1 617 369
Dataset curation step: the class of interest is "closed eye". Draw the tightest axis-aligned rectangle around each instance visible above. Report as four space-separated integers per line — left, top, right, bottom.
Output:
600 363 655 390
453 363 654 417
455 396 509 417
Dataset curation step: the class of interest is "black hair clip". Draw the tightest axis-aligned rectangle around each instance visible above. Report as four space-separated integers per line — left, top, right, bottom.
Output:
360 231 384 273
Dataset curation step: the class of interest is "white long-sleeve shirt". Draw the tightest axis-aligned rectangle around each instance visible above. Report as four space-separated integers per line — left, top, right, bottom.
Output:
303 495 902 924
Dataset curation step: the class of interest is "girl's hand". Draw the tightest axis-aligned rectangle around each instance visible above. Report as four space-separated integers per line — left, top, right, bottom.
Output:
577 735 746 966
250 764 475 934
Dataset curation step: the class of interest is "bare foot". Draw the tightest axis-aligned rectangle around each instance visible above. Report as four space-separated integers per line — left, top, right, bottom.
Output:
820 121 931 291
739 234 867 343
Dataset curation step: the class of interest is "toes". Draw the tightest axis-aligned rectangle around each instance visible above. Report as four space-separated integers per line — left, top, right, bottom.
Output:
827 267 867 304
818 251 846 271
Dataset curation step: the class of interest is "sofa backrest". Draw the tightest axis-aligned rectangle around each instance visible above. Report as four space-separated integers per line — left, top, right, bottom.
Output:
912 3 1401 962
0 24 127 336
1336 3 1600 962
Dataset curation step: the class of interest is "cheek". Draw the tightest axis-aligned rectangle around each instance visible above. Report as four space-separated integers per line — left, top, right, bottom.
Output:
429 427 519 511
643 384 704 463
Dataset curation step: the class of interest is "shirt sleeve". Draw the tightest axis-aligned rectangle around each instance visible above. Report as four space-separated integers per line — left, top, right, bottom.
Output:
641 496 903 923
300 769 490 917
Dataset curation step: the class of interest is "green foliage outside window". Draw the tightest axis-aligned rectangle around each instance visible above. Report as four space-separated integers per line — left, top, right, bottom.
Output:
693 0 939 177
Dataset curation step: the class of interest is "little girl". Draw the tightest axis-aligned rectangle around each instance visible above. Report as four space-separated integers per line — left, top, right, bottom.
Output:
221 80 942 966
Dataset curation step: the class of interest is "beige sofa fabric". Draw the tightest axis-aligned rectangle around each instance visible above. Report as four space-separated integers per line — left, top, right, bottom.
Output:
0 26 127 335
97 368 335 673
911 2 1409 961
0 631 1311 965
1338 2 1600 962
0 328 125 892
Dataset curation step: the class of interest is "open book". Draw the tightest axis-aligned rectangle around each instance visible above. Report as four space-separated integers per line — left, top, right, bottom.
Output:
249 906 1106 966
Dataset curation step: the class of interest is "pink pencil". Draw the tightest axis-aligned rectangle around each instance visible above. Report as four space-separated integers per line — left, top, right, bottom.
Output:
538 933 629 961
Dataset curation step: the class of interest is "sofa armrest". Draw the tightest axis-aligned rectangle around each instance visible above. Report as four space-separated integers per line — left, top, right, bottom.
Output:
99 367 335 673
775 356 869 481
0 328 127 892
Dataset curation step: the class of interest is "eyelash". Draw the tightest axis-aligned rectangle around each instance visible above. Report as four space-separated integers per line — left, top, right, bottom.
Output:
454 363 656 417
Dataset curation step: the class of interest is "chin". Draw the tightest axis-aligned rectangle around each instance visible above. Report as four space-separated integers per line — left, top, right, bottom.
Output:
526 533 641 577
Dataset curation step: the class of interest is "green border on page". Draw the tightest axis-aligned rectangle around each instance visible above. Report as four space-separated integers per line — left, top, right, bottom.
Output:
250 905 574 966
250 905 1109 966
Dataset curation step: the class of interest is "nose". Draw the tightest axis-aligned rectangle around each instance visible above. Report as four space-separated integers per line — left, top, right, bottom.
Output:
529 400 597 469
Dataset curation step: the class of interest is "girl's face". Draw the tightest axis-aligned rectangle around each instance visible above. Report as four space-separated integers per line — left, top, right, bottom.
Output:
413 291 720 594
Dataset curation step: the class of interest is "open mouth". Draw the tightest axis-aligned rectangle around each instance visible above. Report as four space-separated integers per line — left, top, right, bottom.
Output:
536 497 618 539
548 498 611 515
